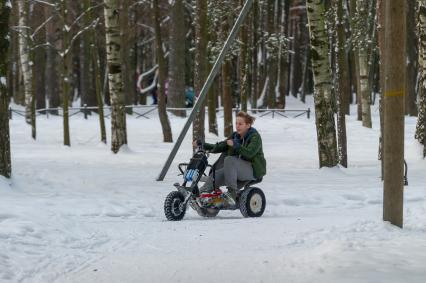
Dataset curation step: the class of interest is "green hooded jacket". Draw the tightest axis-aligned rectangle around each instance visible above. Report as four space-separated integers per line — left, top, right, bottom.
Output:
204 127 266 179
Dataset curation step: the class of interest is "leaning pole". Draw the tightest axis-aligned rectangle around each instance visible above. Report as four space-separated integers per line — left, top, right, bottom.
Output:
157 0 254 181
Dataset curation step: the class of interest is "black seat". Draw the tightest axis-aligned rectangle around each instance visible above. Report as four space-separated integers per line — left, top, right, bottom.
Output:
237 177 263 189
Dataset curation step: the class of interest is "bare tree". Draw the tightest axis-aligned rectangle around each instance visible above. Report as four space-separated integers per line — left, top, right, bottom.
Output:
192 0 208 143
239 0 249 112
168 0 187 117
153 0 173 142
335 0 349 167
356 0 372 128
0 0 11 178
104 0 127 153
16 0 36 138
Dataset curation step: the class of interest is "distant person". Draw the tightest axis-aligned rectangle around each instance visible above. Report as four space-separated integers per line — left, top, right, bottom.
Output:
185 87 195 107
148 71 158 105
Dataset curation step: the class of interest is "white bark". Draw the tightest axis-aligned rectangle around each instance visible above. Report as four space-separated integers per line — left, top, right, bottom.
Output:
415 0 426 156
306 0 338 167
17 0 34 127
357 0 372 128
104 0 127 153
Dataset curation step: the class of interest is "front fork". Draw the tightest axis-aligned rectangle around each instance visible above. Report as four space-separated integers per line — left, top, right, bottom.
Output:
174 182 196 212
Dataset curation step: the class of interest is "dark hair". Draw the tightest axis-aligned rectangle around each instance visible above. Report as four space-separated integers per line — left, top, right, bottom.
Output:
236 111 255 125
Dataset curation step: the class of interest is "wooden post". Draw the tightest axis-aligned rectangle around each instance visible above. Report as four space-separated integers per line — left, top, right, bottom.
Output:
383 0 405 228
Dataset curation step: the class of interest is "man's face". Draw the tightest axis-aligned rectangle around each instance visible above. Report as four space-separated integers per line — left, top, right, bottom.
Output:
236 117 251 136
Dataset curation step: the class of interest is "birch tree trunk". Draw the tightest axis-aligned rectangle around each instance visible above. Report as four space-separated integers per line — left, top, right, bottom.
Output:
18 0 36 138
193 0 208 143
377 0 385 178
357 0 372 128
416 0 426 157
0 0 11 178
306 0 338 167
104 0 128 152
153 0 173 142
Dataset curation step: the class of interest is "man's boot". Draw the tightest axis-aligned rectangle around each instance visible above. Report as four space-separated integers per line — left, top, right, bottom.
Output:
223 187 237 207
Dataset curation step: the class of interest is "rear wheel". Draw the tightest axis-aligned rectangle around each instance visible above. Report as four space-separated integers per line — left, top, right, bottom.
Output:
164 191 186 221
239 187 266 217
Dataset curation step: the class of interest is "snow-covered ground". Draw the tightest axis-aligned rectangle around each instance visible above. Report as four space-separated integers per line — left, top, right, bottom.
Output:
1 97 425 283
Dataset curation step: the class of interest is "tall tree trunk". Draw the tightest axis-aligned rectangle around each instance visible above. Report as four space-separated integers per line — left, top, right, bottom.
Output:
377 0 386 178
18 0 36 138
223 61 233 137
45 2 60 114
289 4 302 98
32 3 46 112
193 0 208 143
208 76 218 135
92 42 107 144
168 0 186 117
0 1 11 178
80 0 96 111
251 0 259 111
348 0 362 120
153 0 172 142
120 0 134 113
266 0 277 109
299 8 310 104
405 0 418 116
89 5 107 144
60 0 71 146
104 0 128 152
9 4 22 105
278 0 289 108
306 0 338 168
220 1 233 137
357 0 372 128
416 0 426 157
383 0 405 228
335 0 349 167
239 0 249 112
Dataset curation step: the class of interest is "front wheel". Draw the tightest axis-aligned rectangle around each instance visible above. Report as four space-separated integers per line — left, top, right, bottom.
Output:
164 191 186 221
239 187 266 217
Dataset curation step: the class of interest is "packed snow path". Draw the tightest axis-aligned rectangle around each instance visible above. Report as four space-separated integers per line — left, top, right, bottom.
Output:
1 100 426 283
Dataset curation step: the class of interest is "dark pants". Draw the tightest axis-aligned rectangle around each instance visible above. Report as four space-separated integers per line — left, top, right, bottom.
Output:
214 156 254 190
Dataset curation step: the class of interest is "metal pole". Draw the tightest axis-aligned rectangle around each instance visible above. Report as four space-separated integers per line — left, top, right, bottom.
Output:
157 0 254 181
